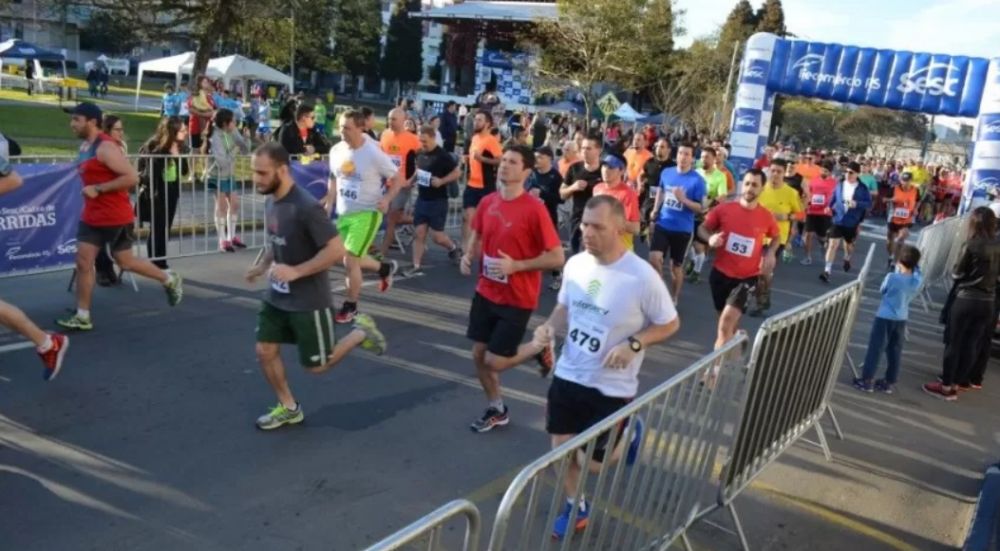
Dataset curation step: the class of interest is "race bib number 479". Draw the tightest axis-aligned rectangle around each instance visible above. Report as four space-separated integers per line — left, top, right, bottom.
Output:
567 321 608 357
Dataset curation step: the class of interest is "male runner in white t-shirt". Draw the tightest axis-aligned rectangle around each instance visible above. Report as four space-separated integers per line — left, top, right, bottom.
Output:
532 194 680 540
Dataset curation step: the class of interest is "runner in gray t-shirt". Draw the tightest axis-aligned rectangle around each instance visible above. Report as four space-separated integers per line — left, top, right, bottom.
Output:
246 143 389 431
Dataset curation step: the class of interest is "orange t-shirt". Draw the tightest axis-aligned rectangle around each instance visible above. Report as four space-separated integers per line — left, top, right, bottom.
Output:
558 157 579 178
468 132 503 189
594 181 640 249
796 163 821 181
379 129 421 179
890 185 919 225
624 148 652 184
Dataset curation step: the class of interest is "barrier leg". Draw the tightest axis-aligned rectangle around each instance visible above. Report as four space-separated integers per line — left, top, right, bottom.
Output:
67 269 77 292
844 346 859 379
825 405 845 441
728 504 751 551
813 423 832 462
680 532 695 551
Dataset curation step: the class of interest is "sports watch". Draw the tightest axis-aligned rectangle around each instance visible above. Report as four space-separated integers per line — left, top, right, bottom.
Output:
627 336 642 353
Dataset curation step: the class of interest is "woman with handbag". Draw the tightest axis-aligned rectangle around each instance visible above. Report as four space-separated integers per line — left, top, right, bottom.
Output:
138 117 189 270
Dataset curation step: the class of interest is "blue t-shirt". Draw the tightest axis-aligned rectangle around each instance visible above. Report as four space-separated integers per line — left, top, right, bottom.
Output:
876 270 922 321
656 167 706 233
162 93 182 117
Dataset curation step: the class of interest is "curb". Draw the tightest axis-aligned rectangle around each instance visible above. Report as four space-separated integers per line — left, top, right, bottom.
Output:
964 464 1000 551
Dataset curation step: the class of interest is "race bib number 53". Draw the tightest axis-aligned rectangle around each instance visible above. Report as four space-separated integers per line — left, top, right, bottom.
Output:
725 232 755 257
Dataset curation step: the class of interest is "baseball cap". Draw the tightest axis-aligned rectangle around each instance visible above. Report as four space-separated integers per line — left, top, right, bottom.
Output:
64 102 102 121
900 171 913 182
602 155 625 170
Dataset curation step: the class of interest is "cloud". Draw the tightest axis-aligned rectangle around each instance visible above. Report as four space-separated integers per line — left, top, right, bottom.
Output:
883 0 1000 58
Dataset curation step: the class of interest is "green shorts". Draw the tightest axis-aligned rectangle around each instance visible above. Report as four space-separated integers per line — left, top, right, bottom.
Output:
336 210 383 257
256 302 337 368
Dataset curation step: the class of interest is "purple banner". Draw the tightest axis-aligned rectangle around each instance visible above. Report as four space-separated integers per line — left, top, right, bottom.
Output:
0 163 82 275
291 160 330 202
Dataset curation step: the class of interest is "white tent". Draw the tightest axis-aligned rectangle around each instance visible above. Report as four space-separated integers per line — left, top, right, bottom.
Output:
614 102 644 122
134 53 292 109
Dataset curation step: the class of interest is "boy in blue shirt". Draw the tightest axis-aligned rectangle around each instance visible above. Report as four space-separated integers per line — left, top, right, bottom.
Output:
854 244 923 394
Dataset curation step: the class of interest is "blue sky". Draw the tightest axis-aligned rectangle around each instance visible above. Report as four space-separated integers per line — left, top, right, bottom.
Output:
675 0 1000 60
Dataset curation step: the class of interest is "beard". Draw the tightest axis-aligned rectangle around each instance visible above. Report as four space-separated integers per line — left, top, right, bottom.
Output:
257 175 281 195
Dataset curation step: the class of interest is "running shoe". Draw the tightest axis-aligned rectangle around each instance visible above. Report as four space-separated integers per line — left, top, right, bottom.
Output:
164 271 184 306
686 271 700 284
220 240 235 253
335 304 357 324
552 500 590 540
792 235 804 248
256 403 304 430
535 342 554 377
379 260 398 293
448 247 463 264
875 380 895 395
683 259 695 277
781 250 794 263
56 313 93 331
548 278 562 291
403 265 424 278
626 416 644 466
231 236 247 249
470 406 509 433
800 257 813 266
353 313 387 356
819 271 830 283
39 333 69 381
852 377 874 393
922 382 957 401
843 259 852 272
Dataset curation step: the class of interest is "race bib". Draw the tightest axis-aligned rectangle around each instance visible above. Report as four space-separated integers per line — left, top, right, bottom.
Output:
390 155 402 169
269 269 290 294
416 169 432 187
725 232 755 258
810 194 826 206
893 207 910 219
662 188 683 211
482 254 509 284
339 177 360 201
567 320 609 357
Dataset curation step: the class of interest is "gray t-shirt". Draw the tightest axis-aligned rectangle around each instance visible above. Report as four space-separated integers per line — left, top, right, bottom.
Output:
264 185 339 311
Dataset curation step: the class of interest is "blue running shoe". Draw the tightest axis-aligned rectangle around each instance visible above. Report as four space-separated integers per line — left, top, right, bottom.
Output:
626 416 644 466
552 500 589 540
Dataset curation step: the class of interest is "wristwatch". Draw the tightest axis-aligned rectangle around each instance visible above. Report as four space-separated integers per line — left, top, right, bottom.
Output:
627 336 642 353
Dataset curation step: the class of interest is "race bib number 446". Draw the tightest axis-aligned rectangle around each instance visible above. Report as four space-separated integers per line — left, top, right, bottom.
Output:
725 232 755 258
810 194 826 206
893 207 910 219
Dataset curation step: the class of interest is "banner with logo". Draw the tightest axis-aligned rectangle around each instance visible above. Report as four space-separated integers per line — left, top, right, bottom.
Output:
291 159 330 203
0 163 82 276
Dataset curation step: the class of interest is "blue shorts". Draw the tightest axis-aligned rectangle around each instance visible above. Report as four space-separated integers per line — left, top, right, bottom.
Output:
207 177 237 194
414 198 449 232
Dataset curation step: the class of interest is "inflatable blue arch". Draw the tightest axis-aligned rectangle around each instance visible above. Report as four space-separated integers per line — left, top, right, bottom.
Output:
728 32 1000 210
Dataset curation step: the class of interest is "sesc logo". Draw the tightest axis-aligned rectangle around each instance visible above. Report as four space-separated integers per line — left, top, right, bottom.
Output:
972 176 1000 198
979 117 1000 141
734 114 759 132
897 62 961 97
791 53 824 75
56 238 77 255
742 60 768 84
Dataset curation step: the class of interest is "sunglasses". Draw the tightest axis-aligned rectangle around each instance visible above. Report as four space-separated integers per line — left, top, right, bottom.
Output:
846 170 856 174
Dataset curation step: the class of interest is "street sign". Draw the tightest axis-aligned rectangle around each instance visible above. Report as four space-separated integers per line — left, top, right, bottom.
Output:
597 92 621 118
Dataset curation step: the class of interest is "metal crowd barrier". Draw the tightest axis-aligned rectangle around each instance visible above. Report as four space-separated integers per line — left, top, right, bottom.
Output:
914 214 967 311
363 499 482 551
487 335 749 551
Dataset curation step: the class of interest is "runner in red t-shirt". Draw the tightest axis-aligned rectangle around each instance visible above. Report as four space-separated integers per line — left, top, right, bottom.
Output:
800 160 836 265
460 143 565 432
699 168 779 351
57 103 183 333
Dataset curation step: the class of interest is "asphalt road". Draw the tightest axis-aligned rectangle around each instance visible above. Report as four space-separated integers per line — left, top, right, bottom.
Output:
0 222 996 550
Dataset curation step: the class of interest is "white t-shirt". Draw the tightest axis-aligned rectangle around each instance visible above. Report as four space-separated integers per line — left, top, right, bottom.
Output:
842 180 859 205
554 251 677 398
329 139 398 215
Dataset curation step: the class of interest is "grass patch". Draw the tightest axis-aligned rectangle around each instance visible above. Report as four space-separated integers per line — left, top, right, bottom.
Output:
1 102 160 154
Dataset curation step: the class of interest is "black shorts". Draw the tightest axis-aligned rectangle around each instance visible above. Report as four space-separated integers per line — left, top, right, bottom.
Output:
190 133 203 150
466 292 532 357
887 222 912 235
828 224 859 243
709 268 757 313
462 186 490 210
546 377 630 463
804 215 831 236
692 219 708 245
77 222 136 252
649 226 691 267
413 198 448 232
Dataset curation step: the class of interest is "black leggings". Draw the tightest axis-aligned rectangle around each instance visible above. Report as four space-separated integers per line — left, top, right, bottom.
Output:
942 297 993 386
146 182 180 269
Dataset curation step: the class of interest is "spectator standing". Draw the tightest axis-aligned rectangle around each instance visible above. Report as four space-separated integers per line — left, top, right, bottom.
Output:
137 117 189 270
440 101 459 153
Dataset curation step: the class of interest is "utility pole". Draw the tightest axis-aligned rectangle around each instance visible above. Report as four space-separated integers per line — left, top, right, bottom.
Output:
718 41 741 134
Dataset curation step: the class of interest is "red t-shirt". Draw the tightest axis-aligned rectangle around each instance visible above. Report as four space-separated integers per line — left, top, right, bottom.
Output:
805 176 836 216
753 156 771 169
472 191 562 310
594 182 640 249
704 201 779 279
77 133 135 227
187 93 216 135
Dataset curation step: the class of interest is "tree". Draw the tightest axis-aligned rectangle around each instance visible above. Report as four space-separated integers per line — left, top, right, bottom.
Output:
755 0 787 36
776 99 842 150
229 0 338 73
718 0 757 51
836 107 927 157
381 0 424 95
79 9 141 55
333 0 384 92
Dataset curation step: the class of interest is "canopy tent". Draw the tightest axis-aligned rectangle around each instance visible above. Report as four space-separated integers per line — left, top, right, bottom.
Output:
541 100 585 115
0 39 67 89
613 102 644 122
639 112 680 126
135 53 292 109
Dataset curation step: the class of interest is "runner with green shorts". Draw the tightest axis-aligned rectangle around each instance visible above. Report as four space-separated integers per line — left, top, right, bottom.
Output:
327 109 402 323
247 143 387 431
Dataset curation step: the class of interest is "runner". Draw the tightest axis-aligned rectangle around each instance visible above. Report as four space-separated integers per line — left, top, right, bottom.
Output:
379 108 421 258
886 171 918 270
623 133 651 189
751 159 803 317
245 143 387 431
526 146 564 290
648 143 706 303
820 161 872 282
57 103 183 332
685 147 728 284
800 160 836 265
638 138 675 240
405 124 462 276
0 155 70 379
796 149 821 182
531 195 679 539
326 109 403 324
698 169 779 350
460 144 565 432
560 135 604 254
462 111 503 247
593 155 640 250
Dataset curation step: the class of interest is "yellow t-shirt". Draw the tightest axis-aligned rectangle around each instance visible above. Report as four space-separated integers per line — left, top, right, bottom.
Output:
758 183 803 245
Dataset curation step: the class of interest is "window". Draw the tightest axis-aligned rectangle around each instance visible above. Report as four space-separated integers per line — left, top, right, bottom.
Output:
14 22 23 39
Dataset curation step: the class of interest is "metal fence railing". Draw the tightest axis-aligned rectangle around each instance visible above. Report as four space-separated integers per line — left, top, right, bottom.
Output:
363 499 482 551
487 334 750 551
914 214 967 311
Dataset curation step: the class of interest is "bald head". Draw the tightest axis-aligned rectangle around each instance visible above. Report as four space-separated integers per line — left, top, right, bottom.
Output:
388 108 406 133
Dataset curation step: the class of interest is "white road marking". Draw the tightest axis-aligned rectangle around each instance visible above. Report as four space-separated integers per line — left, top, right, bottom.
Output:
0 341 34 354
